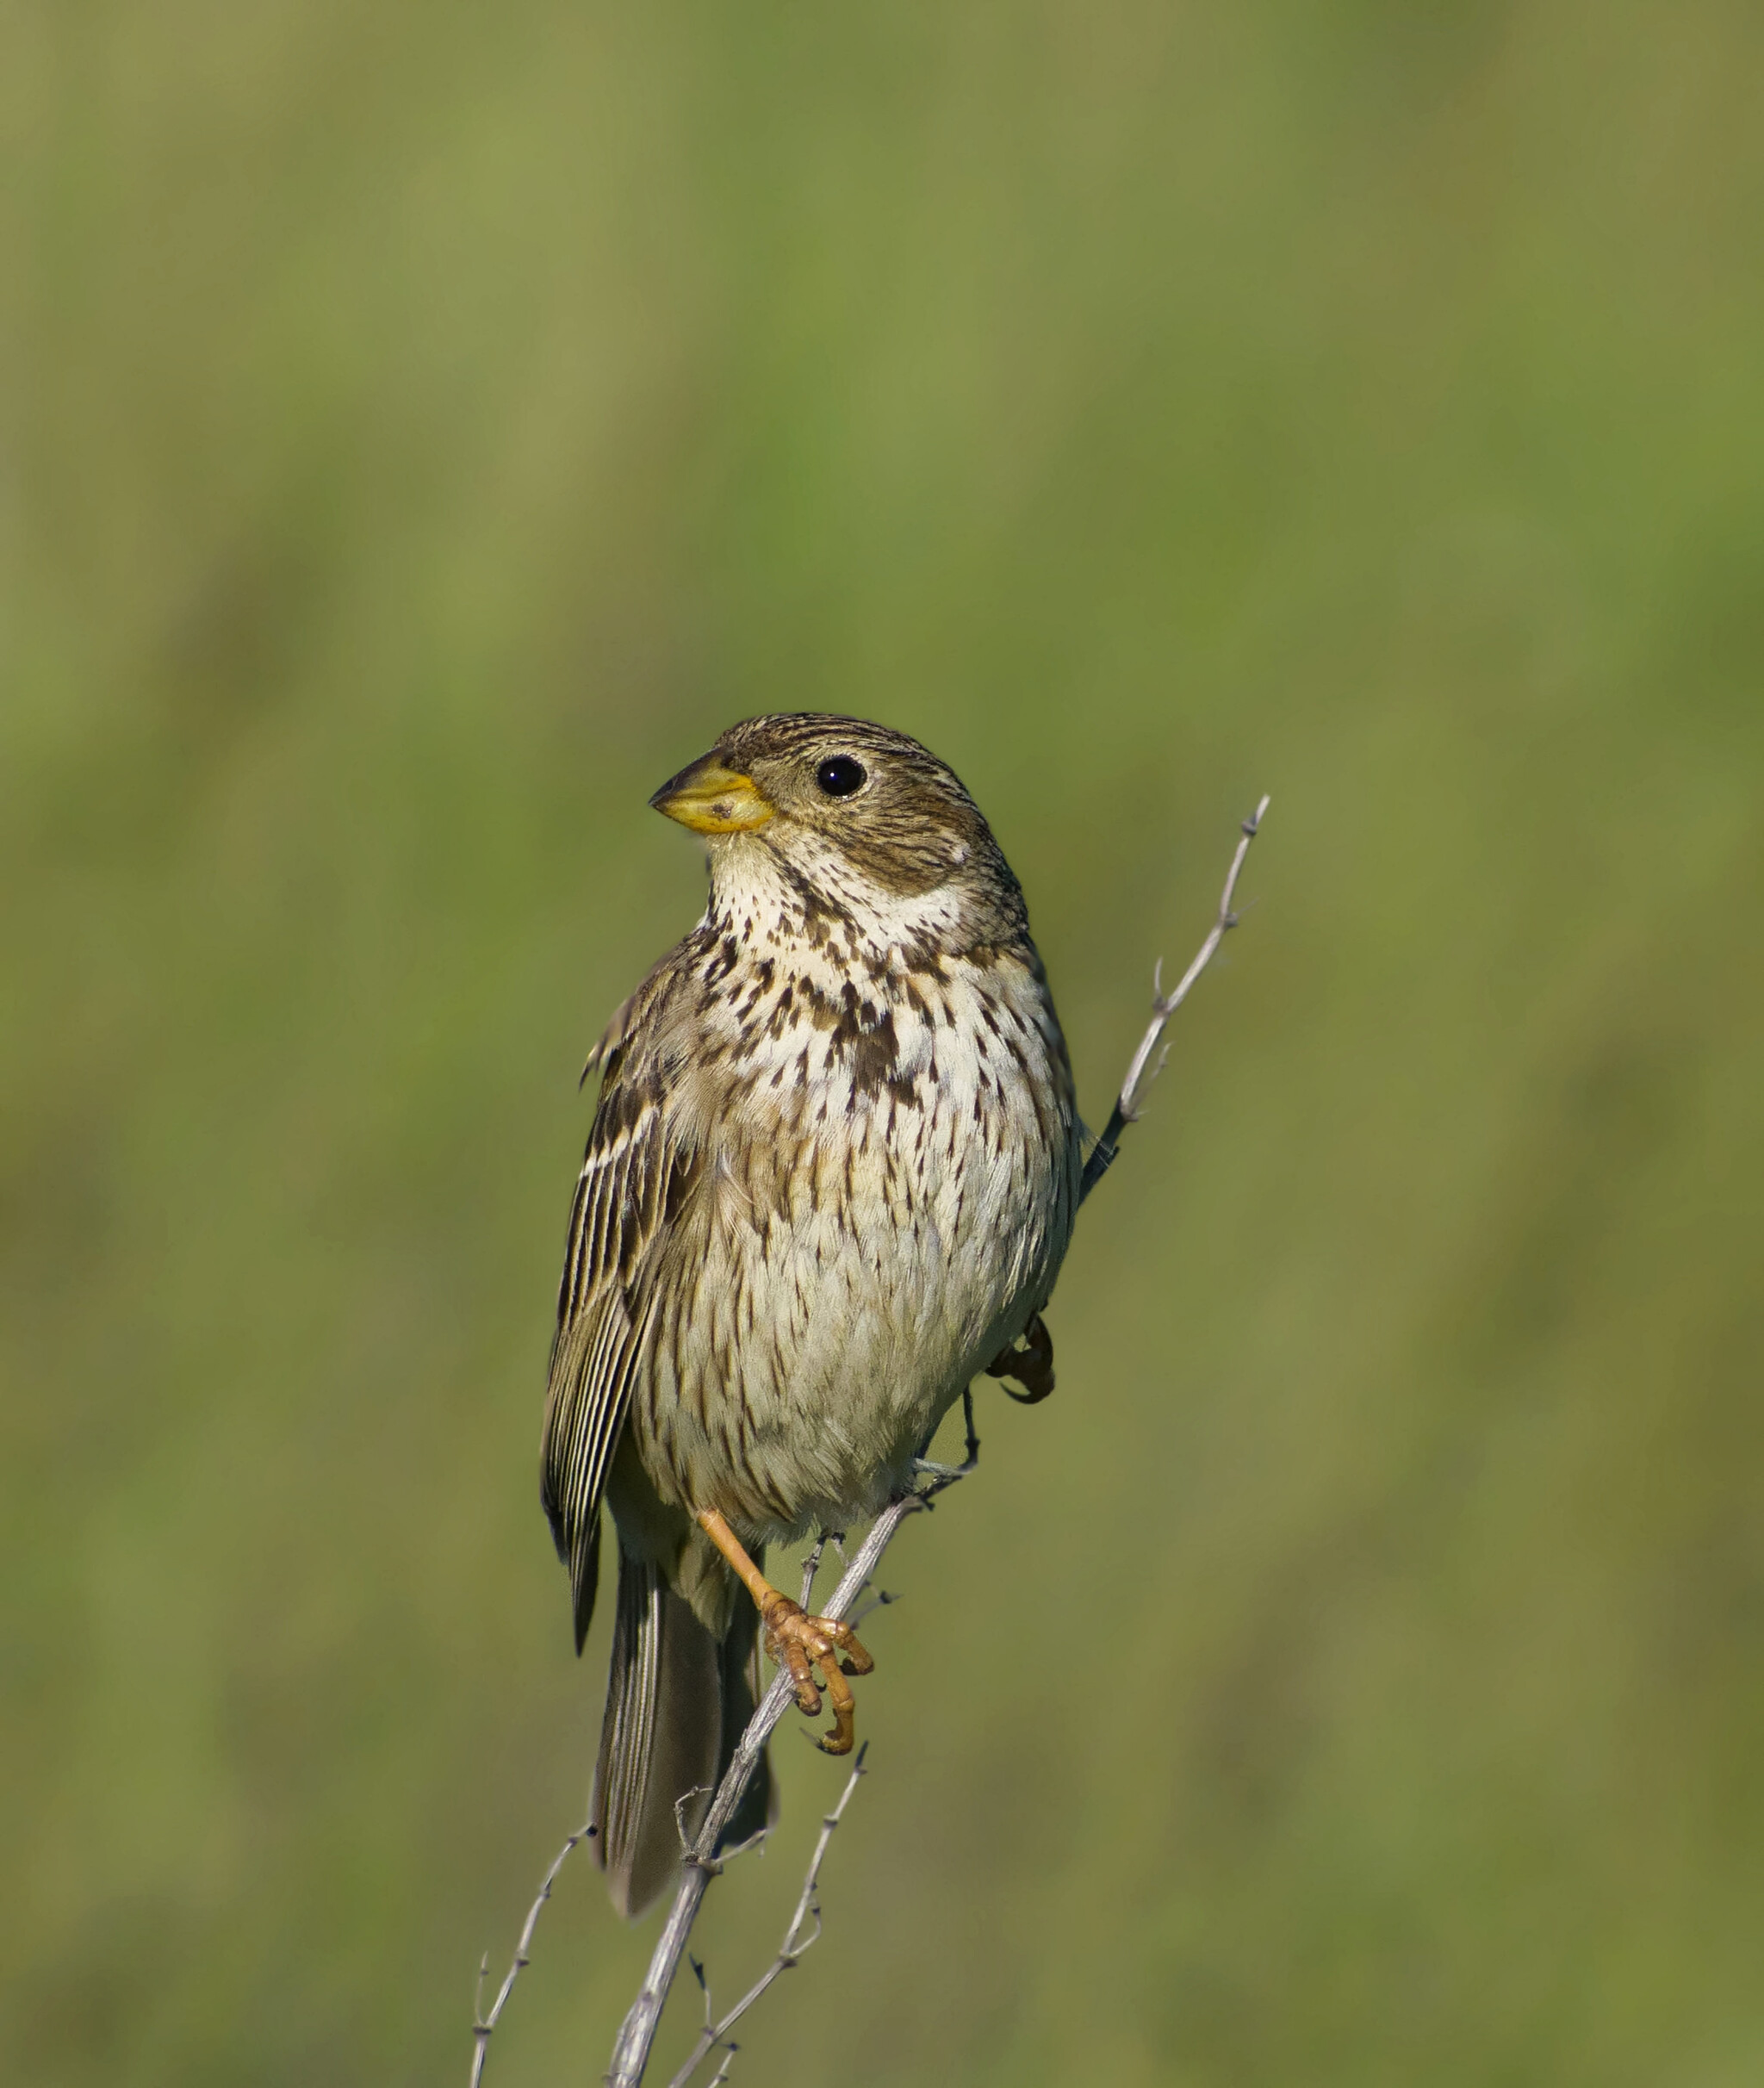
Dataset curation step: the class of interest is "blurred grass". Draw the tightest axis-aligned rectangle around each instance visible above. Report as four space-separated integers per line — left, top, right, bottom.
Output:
5 1 1764 2082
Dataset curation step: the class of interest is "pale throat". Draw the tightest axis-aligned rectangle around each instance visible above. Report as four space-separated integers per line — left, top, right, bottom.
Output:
705 830 971 966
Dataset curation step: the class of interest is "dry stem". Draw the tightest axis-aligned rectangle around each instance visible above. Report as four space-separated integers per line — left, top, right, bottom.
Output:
1080 794 1270 1202
665 1746 870 2088
469 1818 595 2088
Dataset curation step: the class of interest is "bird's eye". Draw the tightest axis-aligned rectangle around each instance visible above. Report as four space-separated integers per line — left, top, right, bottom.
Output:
815 755 867 798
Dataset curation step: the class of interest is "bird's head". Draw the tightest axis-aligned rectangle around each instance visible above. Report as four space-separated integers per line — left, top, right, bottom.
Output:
649 714 1026 953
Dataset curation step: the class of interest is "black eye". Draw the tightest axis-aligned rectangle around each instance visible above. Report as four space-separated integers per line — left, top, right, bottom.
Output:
815 755 867 798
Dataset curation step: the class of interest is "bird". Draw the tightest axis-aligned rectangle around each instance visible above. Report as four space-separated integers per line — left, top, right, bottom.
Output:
541 713 1083 1916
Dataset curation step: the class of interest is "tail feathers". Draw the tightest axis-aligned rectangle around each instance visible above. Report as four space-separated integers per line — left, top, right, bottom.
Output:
715 1594 775 1855
592 1548 777 1918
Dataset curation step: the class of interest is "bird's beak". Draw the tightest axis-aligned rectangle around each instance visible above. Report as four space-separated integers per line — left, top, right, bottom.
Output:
649 754 776 835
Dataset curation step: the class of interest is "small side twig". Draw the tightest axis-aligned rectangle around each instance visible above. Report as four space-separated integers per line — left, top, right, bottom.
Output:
469 1818 594 2087
1080 795 1270 1202
845 1587 900 1630
797 1537 825 1608
665 1746 870 2088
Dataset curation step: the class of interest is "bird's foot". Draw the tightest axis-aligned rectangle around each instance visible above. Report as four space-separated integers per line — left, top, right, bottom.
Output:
985 1312 1055 1404
759 1594 874 1756
696 1506 875 1752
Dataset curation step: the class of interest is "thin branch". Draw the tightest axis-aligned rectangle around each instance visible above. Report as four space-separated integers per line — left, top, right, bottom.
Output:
1080 795 1270 1202
469 1818 594 2088
603 1392 978 2088
665 1746 870 2088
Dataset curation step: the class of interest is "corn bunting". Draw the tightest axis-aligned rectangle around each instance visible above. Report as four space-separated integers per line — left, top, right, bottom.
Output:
542 715 1081 1914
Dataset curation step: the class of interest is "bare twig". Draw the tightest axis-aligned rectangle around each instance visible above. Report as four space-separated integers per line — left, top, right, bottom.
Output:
603 1392 978 2088
1080 795 1270 1202
469 1818 594 2087
665 1746 870 2088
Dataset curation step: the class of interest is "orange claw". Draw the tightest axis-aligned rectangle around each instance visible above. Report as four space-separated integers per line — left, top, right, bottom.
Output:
699 1507 877 1755
760 1593 873 1755
818 1676 856 1756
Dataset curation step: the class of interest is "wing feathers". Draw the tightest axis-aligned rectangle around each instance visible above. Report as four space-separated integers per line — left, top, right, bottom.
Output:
543 968 692 1653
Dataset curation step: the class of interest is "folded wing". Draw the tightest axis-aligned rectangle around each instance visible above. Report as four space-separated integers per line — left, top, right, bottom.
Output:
542 988 700 1653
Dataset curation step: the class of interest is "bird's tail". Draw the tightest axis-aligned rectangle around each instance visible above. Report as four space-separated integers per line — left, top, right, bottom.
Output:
591 1544 775 1917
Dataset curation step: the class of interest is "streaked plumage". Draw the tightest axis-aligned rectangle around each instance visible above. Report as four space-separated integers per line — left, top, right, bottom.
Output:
542 714 1081 1913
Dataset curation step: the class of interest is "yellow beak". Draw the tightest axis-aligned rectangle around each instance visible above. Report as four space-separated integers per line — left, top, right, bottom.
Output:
649 755 776 835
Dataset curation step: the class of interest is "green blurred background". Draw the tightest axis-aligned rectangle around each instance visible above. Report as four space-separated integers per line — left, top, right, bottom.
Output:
7 2 1763 2082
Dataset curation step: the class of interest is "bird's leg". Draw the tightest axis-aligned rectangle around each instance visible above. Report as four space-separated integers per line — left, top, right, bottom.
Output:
696 1508 874 1756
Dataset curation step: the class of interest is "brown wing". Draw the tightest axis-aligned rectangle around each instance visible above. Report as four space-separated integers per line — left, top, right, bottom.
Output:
542 977 702 1653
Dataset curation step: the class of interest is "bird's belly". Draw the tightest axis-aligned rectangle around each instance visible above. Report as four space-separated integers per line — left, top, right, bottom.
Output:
632 974 1076 1541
